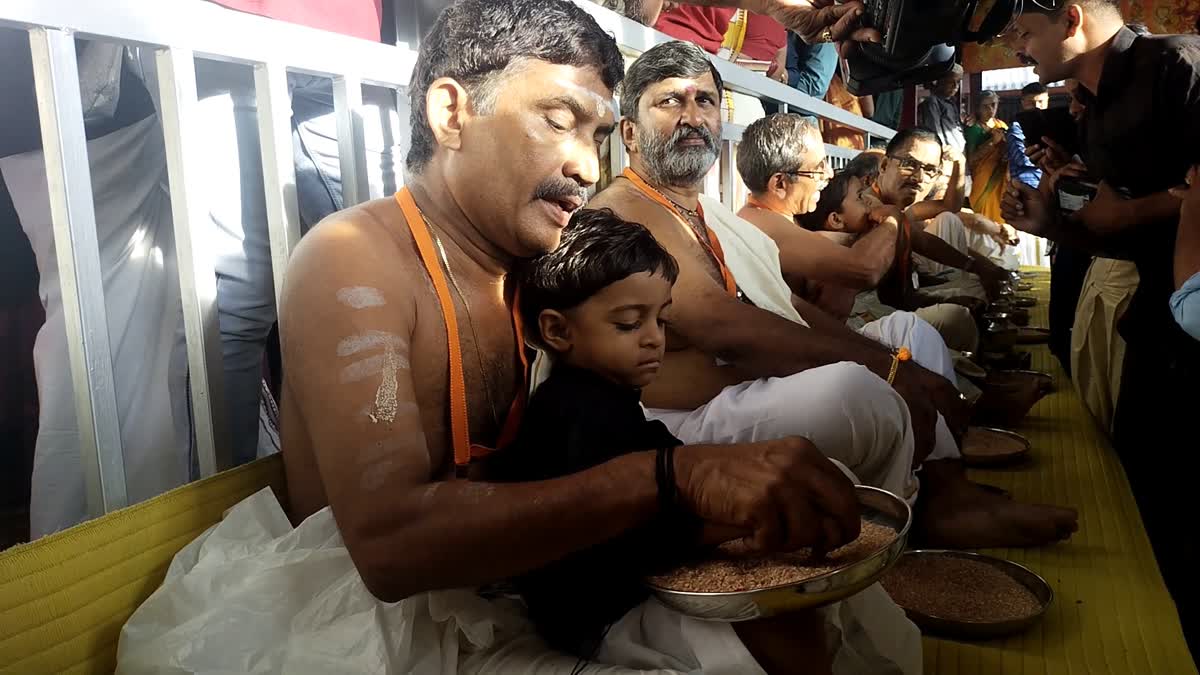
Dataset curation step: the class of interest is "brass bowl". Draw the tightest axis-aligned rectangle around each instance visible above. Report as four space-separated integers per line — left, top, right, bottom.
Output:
647 486 911 622
885 550 1053 640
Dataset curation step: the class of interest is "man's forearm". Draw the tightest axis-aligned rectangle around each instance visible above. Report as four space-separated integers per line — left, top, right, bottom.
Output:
845 223 899 287
695 302 894 382
350 452 659 601
1076 189 1181 236
911 229 971 269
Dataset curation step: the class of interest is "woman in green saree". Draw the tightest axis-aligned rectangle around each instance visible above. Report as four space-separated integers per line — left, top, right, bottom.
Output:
964 90 1009 224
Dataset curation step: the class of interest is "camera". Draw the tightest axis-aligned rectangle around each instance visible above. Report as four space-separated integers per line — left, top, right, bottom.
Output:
844 0 1021 96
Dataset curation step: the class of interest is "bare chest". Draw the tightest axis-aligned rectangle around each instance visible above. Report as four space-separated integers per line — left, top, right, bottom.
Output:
409 279 521 477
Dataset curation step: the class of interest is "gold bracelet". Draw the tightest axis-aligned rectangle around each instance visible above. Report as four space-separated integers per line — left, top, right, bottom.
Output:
886 347 913 385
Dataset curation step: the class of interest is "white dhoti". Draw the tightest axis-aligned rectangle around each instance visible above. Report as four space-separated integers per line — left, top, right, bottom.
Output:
649 362 919 500
117 489 920 675
916 212 1019 275
0 116 187 538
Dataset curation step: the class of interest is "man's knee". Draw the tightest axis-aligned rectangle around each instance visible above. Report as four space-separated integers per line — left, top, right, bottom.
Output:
915 304 978 353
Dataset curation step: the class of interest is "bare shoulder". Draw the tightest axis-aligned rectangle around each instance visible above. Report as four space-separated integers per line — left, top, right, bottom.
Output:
282 197 421 329
737 206 793 238
590 180 690 245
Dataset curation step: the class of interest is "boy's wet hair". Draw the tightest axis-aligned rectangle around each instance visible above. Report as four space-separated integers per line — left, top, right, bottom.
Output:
516 208 679 342
798 153 882 231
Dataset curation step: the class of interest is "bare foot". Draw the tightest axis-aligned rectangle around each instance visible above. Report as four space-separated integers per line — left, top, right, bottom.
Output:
916 461 1078 548
974 373 1048 426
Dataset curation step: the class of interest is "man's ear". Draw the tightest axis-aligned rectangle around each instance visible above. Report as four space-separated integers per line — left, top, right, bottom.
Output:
1065 5 1083 36
538 309 573 354
425 76 473 156
770 173 791 199
621 117 642 154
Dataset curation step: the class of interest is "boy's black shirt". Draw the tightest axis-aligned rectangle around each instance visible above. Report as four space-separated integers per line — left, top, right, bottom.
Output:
482 363 698 656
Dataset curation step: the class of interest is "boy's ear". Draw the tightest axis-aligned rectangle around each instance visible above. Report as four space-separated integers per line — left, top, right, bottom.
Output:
827 212 846 232
538 309 573 354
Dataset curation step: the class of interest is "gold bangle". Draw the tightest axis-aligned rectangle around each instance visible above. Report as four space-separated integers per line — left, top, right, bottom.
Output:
886 347 913 385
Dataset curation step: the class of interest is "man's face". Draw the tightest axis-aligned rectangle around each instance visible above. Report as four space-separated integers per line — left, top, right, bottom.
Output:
878 138 943 208
779 129 831 216
1013 10 1083 84
625 72 722 189
1022 92 1050 110
935 72 962 98
446 60 616 257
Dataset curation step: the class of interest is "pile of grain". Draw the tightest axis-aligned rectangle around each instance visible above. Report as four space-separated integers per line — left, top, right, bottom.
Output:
649 520 895 593
963 428 1028 457
882 555 1042 622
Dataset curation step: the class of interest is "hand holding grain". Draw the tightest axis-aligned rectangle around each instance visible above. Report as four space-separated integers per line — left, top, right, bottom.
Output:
675 437 861 556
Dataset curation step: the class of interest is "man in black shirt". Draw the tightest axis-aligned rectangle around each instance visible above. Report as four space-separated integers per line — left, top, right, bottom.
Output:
1004 0 1200 653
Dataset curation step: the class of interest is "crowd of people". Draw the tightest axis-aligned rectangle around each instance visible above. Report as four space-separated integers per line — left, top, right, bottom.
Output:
2 0 1199 672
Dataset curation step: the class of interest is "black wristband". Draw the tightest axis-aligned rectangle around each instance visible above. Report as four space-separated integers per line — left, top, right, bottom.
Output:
655 445 679 515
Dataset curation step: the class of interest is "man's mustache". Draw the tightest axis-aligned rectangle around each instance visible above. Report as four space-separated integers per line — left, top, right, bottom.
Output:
532 179 588 211
670 124 718 152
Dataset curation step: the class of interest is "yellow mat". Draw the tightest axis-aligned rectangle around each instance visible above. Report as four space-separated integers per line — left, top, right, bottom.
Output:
923 269 1195 675
0 456 286 675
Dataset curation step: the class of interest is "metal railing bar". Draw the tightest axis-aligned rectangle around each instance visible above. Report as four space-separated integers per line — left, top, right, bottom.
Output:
253 61 301 309
333 75 370 207
27 26 129 516
155 45 231 478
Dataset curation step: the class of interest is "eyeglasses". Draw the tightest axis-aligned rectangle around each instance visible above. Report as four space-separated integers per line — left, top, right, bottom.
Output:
789 160 832 188
889 155 941 177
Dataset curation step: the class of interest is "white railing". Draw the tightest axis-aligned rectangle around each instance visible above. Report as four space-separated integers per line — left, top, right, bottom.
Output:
0 0 892 521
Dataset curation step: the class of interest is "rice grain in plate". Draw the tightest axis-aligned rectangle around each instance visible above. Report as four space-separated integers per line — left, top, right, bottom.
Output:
649 520 895 594
963 427 1029 457
882 554 1042 623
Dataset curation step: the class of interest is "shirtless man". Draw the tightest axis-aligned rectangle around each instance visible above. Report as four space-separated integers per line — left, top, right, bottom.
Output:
591 41 1078 548
274 1 904 672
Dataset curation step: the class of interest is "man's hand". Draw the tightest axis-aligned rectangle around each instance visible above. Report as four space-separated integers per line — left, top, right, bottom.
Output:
869 204 905 228
1025 136 1071 174
675 437 861 554
761 0 881 48
974 262 1009 302
1170 165 1200 211
992 223 1020 247
1073 182 1136 234
1003 182 1059 239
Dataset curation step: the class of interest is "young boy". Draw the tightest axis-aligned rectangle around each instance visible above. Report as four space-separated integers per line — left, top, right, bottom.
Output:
481 208 699 657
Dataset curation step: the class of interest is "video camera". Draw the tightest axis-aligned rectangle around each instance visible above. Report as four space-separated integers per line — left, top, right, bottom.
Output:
844 0 1023 96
